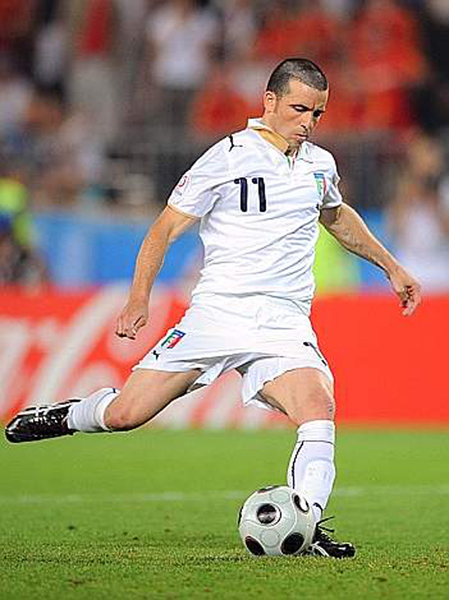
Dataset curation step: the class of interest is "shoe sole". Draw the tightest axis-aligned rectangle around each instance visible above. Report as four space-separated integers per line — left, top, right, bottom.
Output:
305 543 356 559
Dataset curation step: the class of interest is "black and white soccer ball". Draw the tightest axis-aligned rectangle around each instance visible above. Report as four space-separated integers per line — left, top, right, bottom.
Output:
238 485 315 557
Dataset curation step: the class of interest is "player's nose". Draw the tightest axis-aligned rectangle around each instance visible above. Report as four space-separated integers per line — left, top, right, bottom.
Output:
306 112 316 126
299 112 314 130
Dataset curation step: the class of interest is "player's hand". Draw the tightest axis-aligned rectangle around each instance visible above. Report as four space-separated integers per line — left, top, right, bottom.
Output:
387 265 421 316
115 299 149 339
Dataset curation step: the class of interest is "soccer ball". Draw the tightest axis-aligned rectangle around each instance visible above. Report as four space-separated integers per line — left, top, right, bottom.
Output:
238 485 315 557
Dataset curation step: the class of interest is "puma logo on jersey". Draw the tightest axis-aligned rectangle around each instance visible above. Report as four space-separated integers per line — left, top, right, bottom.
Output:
228 135 243 152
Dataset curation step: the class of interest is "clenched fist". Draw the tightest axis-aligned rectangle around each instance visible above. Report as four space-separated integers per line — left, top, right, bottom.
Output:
115 299 149 339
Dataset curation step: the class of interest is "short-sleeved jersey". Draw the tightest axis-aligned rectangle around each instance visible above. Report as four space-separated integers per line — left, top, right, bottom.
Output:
168 118 343 311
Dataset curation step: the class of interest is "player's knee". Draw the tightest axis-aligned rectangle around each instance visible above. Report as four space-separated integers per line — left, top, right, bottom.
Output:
311 386 335 420
289 384 335 426
104 403 140 431
321 390 336 420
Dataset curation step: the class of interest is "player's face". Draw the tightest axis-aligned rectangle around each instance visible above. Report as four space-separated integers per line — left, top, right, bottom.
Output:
263 80 328 150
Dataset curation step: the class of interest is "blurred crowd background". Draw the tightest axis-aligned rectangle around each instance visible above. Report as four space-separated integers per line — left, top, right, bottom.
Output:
0 0 448 292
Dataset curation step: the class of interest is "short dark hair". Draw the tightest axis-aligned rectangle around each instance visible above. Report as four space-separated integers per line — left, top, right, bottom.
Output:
266 58 328 96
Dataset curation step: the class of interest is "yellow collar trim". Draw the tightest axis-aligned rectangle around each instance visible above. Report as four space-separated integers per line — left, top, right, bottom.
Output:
250 127 291 155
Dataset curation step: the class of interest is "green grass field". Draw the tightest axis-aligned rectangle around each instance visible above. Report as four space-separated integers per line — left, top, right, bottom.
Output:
0 428 448 599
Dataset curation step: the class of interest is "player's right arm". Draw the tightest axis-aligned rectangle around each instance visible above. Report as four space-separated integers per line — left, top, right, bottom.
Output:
117 139 229 339
115 206 198 339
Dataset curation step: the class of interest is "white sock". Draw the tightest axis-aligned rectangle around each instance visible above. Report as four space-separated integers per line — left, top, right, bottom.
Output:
287 419 336 523
67 387 119 433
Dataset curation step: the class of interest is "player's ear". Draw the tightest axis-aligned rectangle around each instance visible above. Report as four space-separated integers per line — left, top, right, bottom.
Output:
263 91 277 113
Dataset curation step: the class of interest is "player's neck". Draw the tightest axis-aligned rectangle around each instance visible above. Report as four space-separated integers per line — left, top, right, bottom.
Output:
253 118 298 158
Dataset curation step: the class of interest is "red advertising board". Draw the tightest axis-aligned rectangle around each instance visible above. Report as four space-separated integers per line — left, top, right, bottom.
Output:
0 287 448 427
0 286 186 422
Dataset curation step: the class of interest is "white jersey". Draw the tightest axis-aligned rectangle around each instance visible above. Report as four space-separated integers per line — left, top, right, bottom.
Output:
168 118 342 312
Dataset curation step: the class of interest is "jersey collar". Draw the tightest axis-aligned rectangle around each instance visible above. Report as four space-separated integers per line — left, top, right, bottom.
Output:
247 118 313 162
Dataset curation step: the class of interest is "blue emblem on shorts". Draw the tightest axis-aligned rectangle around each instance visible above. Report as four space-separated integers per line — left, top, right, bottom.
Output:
161 329 186 349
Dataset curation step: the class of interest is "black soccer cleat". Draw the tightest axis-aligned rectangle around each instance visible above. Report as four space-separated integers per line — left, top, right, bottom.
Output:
5 399 81 443
305 517 356 559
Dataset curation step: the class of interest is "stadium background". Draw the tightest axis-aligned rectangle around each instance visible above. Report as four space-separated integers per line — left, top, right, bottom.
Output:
0 0 448 427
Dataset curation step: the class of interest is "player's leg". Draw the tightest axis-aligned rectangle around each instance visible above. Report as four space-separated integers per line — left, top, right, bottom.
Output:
103 368 201 430
260 366 355 558
261 367 335 521
5 368 200 443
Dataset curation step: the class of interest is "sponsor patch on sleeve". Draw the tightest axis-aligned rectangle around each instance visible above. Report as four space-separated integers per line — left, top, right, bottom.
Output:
173 173 191 196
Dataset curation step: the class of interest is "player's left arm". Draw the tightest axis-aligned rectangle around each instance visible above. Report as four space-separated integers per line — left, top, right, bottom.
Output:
320 203 421 316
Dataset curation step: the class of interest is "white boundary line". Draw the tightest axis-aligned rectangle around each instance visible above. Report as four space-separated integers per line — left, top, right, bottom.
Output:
0 485 449 505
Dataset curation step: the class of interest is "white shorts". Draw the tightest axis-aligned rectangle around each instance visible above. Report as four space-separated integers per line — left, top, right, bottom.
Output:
134 293 333 412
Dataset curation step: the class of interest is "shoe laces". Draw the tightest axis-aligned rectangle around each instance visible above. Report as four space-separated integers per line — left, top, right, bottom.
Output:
315 516 336 543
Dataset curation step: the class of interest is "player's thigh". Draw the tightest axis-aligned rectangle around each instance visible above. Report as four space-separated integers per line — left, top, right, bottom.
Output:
105 367 201 430
260 367 335 425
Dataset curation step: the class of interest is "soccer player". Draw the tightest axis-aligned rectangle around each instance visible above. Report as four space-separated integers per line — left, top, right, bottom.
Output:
6 58 421 558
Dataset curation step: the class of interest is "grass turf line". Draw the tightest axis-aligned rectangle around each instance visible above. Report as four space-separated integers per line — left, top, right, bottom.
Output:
0 428 448 599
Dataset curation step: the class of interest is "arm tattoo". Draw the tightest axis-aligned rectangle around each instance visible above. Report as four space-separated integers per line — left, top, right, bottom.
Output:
325 206 392 272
